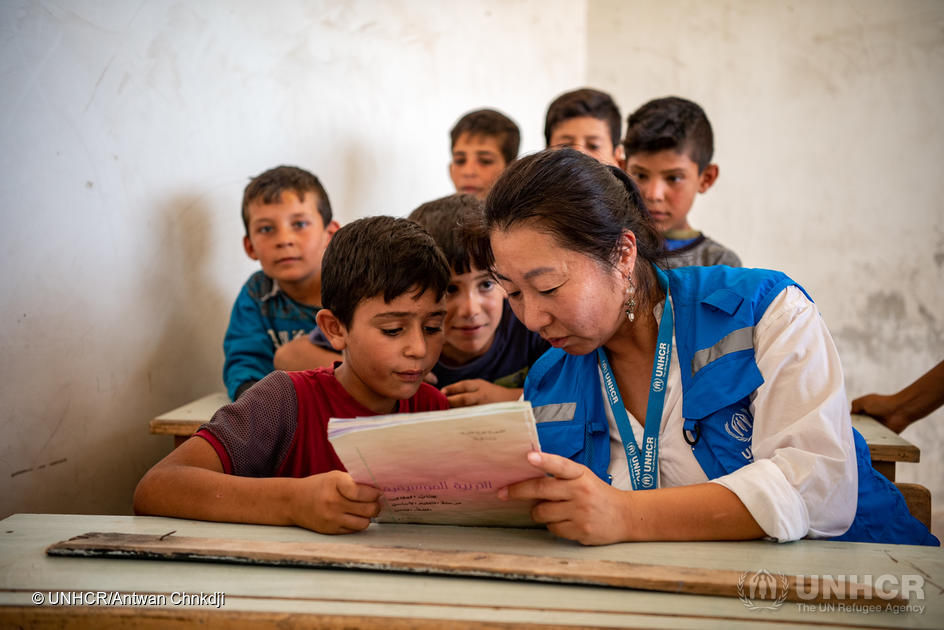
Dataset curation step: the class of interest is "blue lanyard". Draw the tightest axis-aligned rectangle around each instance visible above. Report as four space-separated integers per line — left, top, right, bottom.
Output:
597 279 674 491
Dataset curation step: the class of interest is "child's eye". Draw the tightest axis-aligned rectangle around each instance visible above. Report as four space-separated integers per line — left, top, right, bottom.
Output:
479 280 496 291
424 325 443 335
293 220 310 229
452 157 466 166
380 328 403 336
630 172 647 182
667 175 683 183
256 225 273 234
445 284 459 295
479 158 495 166
587 144 601 152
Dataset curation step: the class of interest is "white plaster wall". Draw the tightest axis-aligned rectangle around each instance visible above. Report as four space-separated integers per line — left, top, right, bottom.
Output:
588 0 944 535
0 0 586 517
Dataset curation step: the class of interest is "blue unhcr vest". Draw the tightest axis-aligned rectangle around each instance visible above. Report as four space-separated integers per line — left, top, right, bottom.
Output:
525 265 938 546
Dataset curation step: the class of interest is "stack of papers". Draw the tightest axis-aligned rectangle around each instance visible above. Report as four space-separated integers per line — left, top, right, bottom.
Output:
328 401 543 527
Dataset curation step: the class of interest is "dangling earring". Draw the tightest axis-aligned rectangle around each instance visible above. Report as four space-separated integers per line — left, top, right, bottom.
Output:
624 281 636 323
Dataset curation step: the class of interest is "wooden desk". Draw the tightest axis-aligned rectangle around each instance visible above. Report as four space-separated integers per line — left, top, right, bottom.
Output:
852 414 920 481
150 392 230 447
150 396 922 480
1 514 941 629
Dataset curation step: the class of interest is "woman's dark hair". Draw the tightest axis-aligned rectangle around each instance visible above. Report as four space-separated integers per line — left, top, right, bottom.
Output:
468 149 663 290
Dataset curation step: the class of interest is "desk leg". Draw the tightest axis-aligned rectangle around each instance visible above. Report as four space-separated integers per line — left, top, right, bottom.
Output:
873 461 895 482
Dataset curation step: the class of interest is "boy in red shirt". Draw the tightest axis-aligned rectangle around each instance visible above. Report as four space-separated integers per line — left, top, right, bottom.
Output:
134 217 451 534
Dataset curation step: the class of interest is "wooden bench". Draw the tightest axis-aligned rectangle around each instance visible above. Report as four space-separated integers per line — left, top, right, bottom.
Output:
896 482 932 529
851 413 920 481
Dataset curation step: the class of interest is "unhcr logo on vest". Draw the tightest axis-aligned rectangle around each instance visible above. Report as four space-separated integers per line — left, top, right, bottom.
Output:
652 341 669 392
725 410 753 442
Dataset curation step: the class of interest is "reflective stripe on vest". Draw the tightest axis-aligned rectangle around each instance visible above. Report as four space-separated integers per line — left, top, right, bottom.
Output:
691 326 754 376
533 402 577 423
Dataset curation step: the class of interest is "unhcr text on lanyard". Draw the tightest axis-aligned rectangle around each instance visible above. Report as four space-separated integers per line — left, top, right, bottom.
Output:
596 290 674 491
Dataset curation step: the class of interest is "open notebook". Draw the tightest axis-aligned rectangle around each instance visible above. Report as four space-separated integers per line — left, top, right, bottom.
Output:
328 401 543 527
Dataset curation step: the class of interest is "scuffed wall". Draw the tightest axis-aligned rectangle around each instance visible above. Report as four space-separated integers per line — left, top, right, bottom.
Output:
588 0 944 534
0 0 586 517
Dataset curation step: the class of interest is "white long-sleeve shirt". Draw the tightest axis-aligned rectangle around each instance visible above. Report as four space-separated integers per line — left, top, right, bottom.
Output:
604 286 857 542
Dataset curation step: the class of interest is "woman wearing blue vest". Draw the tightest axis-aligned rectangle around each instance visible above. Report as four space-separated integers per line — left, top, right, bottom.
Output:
469 148 937 547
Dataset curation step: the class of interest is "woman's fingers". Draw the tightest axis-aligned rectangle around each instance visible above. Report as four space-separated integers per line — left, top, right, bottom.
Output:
525 451 585 480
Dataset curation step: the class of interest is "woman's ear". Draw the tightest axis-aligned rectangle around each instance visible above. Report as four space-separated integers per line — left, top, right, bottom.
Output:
316 309 347 351
617 230 638 280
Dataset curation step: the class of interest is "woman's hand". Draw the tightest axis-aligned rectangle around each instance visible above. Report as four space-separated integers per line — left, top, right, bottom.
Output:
499 451 634 545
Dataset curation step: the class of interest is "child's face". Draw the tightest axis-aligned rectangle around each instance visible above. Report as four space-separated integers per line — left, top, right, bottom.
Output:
243 190 337 287
548 116 622 167
449 132 507 200
625 149 718 233
441 266 504 365
332 289 446 414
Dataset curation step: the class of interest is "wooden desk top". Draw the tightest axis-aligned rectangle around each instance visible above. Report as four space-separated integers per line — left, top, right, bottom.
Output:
853 413 920 463
149 392 230 437
148 393 922 467
1 514 941 628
